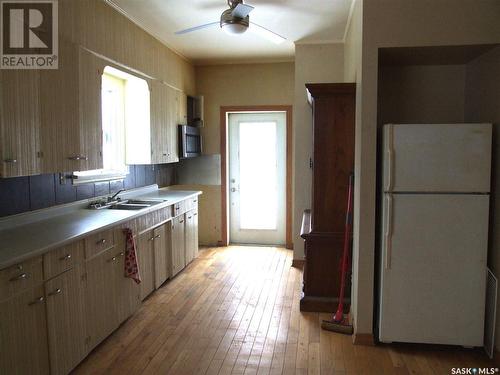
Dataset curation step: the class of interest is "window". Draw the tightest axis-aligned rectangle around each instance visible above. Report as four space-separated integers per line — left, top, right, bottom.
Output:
74 66 150 184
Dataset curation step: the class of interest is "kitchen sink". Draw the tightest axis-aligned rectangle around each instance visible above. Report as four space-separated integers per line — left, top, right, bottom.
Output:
88 198 166 210
108 199 163 210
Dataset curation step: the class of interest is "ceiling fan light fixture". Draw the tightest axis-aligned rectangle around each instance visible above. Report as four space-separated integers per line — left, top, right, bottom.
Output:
220 7 249 35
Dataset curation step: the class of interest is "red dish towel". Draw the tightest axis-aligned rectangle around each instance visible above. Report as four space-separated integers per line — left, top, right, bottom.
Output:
123 228 141 284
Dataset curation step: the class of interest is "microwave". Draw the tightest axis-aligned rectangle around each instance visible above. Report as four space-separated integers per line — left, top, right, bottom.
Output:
178 125 202 159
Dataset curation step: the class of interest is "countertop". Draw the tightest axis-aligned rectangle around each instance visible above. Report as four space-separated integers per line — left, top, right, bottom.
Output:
0 186 201 269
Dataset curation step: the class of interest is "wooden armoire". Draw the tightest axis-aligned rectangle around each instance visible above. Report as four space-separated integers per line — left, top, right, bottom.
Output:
300 83 355 312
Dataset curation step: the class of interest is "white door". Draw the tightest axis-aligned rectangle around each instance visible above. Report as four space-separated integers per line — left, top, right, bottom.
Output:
379 193 489 346
383 123 492 193
228 112 286 245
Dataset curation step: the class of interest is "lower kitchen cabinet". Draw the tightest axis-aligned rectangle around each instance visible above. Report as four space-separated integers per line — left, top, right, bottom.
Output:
86 247 122 350
45 266 87 375
185 209 199 265
138 231 156 300
0 285 50 375
153 224 170 288
170 216 186 277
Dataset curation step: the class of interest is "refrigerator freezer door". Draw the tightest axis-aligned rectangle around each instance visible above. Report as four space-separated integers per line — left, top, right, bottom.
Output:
383 123 492 193
379 194 489 346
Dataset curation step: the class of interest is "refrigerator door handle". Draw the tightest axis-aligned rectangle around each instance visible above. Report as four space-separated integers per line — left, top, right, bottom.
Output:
384 195 393 269
386 125 394 192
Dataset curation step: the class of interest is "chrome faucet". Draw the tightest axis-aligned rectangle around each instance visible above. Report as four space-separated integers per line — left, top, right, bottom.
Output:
108 189 126 202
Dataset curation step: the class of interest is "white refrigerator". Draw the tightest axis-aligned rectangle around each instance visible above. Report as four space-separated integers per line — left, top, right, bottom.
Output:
378 123 492 346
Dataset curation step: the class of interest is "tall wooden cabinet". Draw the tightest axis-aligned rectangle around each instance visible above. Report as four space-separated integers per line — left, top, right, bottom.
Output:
300 83 355 313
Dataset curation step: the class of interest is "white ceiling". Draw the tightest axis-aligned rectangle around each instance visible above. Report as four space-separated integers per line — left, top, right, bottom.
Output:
106 0 354 65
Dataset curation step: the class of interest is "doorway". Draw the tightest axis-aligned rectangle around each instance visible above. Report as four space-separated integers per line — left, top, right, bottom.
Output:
228 112 286 245
222 105 293 249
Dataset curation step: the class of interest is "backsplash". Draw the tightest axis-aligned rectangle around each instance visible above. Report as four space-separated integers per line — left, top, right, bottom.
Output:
0 164 176 217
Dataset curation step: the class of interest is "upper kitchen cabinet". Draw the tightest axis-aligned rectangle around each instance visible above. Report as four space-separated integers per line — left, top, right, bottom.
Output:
0 70 42 177
134 80 180 165
40 41 104 173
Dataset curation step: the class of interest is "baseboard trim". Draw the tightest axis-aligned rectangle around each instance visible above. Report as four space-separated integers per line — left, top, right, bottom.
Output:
353 333 375 346
292 259 305 268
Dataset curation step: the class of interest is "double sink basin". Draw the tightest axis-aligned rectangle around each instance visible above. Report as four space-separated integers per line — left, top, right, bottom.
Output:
88 199 166 211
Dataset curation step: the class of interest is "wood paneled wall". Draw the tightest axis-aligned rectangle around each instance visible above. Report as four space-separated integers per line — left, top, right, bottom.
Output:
58 0 195 95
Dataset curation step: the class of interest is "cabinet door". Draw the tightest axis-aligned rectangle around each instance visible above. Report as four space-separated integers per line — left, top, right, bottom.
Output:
45 266 87 375
0 286 49 375
170 215 186 277
40 40 80 173
193 210 199 259
177 91 188 126
40 42 103 173
138 231 155 300
0 70 41 177
167 86 180 163
85 248 118 350
185 212 195 265
150 81 170 164
153 224 169 288
113 232 140 323
78 47 104 171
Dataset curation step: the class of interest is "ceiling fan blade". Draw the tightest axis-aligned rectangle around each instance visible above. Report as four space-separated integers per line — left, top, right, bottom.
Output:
249 22 286 44
175 21 219 35
231 3 254 18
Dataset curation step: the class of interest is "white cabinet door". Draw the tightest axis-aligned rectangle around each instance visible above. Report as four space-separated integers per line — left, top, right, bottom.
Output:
383 123 492 193
379 193 489 346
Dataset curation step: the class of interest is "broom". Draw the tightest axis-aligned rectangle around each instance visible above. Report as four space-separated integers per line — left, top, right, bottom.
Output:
321 173 354 334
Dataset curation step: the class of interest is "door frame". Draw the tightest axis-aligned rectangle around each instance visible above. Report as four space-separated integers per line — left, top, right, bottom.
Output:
220 105 293 249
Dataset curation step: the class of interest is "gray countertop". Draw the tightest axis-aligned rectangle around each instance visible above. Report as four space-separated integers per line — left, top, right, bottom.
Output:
0 186 201 269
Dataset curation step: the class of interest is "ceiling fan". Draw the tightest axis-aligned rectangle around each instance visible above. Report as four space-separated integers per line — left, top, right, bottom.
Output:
174 0 286 44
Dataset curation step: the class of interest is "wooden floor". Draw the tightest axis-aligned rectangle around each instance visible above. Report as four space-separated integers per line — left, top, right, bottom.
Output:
73 246 496 374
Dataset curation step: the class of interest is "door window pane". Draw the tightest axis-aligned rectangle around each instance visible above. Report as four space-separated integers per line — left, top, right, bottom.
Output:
239 122 277 230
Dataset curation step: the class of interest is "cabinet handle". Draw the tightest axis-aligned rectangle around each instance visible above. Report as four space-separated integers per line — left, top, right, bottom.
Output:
149 237 155 241
119 252 125 257
9 273 28 282
175 207 180 210
96 238 106 245
188 216 192 219
3 158 17 163
194 213 198 216
179 220 184 223
68 155 89 161
154 234 161 239
59 254 72 261
108 256 117 262
29 296 45 306
193 200 197 203
48 288 62 296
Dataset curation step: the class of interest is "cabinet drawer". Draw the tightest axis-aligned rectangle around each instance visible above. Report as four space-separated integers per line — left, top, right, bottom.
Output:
85 229 115 259
174 201 186 217
114 220 137 240
186 197 199 211
44 242 84 280
0 257 43 301
137 212 155 233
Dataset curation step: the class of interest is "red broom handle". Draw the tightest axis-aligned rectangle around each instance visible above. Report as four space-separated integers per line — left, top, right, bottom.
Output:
333 173 354 323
